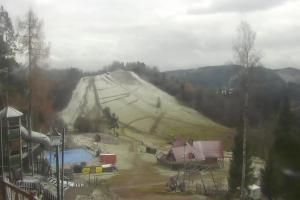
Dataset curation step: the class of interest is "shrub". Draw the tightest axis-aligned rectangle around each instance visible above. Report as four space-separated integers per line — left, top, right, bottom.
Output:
74 116 92 132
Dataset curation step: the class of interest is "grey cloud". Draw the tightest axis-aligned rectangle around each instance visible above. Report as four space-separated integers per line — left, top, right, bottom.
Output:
188 0 292 15
2 0 300 70
107 22 235 70
258 26 300 49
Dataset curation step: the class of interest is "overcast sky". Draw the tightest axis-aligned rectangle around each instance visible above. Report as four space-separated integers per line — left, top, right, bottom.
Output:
2 0 300 71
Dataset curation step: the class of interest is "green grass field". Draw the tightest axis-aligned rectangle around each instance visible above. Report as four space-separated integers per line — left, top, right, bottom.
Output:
62 70 233 149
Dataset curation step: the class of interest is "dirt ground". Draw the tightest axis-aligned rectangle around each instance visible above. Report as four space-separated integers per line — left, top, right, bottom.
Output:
65 131 268 200
63 132 234 200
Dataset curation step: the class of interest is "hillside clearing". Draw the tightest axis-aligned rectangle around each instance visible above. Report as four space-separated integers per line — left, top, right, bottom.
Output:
61 70 233 148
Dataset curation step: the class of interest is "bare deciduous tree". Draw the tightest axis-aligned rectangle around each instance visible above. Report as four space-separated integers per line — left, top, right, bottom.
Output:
233 21 261 200
17 9 50 175
233 21 260 69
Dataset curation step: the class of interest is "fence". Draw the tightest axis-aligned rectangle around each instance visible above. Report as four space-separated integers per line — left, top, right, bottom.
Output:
16 180 57 200
42 190 57 200
0 179 37 200
1 175 89 200
16 180 43 196
195 171 228 196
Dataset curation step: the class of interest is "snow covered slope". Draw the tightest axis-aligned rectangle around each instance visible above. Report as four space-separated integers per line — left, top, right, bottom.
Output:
61 70 231 142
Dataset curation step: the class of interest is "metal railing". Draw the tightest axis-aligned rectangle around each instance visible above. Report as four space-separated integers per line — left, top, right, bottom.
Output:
0 179 37 200
16 180 43 196
16 180 58 200
42 190 57 200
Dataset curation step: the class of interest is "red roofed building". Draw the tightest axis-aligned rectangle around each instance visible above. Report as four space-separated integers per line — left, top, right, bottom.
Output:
193 140 224 165
157 139 224 169
168 143 205 163
171 137 186 147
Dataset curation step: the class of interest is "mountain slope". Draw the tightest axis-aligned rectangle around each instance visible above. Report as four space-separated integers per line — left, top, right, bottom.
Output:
165 65 242 88
164 65 292 157
61 70 231 145
275 68 300 113
165 65 288 125
275 68 300 84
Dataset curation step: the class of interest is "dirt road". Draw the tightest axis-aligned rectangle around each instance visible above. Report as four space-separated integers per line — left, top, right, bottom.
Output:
107 140 207 200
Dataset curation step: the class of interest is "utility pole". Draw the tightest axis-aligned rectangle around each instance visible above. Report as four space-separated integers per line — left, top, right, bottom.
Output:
56 144 60 200
50 129 62 200
0 119 3 178
61 128 65 200
180 142 187 192
183 142 186 181
5 65 8 106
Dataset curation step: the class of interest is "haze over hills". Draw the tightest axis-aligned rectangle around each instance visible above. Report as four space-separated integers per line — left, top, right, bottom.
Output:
164 65 300 110
165 65 300 86
163 65 300 156
61 70 232 146
165 65 243 89
275 67 300 84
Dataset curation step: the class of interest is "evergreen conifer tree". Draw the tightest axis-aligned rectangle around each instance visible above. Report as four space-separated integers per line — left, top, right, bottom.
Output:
0 6 17 99
262 96 300 200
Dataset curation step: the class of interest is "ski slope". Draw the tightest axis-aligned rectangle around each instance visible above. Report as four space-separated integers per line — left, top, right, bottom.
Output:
61 70 231 143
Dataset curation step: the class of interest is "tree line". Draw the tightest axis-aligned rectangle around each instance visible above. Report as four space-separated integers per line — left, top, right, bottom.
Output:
0 6 82 131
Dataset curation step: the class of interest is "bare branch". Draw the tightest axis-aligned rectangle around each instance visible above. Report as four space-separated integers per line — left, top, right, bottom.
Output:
233 21 260 68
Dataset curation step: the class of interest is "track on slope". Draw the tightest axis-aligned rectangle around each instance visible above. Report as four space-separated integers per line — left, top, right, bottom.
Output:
62 70 232 148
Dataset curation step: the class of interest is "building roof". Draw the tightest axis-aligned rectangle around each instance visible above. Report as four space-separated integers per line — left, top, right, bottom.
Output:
171 143 205 162
170 140 223 163
172 138 186 147
193 141 223 158
0 106 23 119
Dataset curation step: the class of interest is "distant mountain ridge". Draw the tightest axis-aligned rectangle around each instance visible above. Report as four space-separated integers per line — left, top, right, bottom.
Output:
165 64 300 121
165 65 300 87
275 67 300 84
165 65 243 88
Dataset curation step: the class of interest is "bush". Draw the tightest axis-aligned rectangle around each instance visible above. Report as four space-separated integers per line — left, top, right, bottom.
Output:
74 116 92 132
95 134 101 142
73 165 82 173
